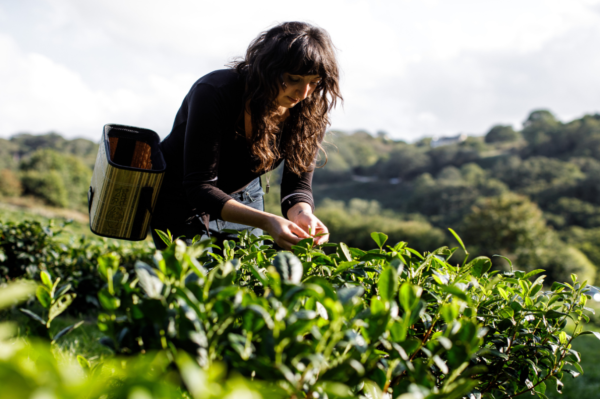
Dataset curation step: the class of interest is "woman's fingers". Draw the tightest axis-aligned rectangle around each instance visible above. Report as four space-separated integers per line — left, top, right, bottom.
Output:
313 223 329 245
314 231 330 245
269 219 311 250
289 222 311 239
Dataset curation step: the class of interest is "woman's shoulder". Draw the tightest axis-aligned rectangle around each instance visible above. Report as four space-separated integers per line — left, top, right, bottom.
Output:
193 69 244 92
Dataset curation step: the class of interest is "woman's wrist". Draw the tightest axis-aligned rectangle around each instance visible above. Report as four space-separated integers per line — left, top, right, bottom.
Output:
287 202 313 221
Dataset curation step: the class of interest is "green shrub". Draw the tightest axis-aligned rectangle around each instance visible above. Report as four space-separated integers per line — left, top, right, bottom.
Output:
90 229 596 398
20 169 69 207
0 219 155 313
19 149 92 211
0 281 270 399
485 125 520 143
460 193 597 283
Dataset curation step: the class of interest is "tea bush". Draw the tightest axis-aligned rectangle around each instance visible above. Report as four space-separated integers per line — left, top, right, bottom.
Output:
91 229 597 399
3 218 598 398
0 281 270 399
0 219 154 313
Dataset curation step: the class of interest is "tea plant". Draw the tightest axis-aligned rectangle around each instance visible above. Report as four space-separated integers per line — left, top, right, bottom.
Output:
0 219 154 313
19 270 82 342
93 229 598 398
0 281 270 399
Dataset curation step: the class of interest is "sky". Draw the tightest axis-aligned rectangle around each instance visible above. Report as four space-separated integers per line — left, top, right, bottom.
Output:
1 0 600 142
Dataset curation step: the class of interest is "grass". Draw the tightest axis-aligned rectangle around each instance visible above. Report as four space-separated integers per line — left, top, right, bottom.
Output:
51 317 113 364
0 195 91 237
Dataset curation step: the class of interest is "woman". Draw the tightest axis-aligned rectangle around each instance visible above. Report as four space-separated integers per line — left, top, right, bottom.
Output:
151 21 342 250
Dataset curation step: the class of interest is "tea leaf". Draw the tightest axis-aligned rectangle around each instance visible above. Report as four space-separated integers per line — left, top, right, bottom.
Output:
469 257 491 278
333 261 359 276
448 228 468 255
36 286 52 309
578 330 600 341
155 229 173 245
40 270 53 289
19 308 46 324
52 321 84 343
48 293 76 325
370 232 388 249
378 265 398 302
98 289 120 311
0 281 36 310
339 242 352 262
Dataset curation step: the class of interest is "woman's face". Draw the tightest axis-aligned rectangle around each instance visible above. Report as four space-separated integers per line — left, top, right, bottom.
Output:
276 73 321 108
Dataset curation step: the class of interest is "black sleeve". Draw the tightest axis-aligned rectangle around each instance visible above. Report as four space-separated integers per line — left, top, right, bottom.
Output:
280 161 316 219
182 83 234 220
280 129 328 218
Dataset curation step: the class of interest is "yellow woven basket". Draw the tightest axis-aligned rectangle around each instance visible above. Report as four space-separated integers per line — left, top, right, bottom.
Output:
88 124 166 240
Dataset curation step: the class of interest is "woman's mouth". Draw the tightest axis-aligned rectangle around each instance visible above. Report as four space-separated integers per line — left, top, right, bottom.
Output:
287 96 299 103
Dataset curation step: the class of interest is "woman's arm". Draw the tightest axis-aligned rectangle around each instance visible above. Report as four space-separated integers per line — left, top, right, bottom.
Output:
286 202 329 245
279 156 329 245
221 199 310 250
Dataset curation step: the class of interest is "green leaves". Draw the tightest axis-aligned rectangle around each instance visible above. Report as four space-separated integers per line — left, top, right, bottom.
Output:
36 286 52 308
378 265 398 302
448 228 468 255
0 280 36 310
469 257 491 278
370 232 388 249
273 252 303 284
578 330 600 341
47 293 76 326
399 282 422 313
98 288 120 311
5 219 589 399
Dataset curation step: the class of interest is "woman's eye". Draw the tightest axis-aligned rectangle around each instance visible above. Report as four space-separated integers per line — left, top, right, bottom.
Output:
288 77 300 83
310 81 321 86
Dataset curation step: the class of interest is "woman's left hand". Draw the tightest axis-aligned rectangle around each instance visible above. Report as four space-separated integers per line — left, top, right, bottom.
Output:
288 205 329 245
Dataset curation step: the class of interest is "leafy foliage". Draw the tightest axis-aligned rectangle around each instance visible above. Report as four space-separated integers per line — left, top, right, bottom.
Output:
19 149 92 210
460 193 596 283
485 125 520 143
0 219 155 313
87 229 596 398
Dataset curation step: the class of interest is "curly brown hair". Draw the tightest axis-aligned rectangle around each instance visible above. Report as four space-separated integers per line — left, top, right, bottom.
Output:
231 21 342 176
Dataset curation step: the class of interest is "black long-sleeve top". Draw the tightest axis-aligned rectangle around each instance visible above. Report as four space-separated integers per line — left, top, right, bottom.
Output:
159 69 316 221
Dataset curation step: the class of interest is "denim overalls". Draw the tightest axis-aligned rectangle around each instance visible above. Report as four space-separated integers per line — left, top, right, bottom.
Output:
151 177 264 250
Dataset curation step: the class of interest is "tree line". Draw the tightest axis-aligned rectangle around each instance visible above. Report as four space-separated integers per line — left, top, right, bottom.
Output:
2 109 600 283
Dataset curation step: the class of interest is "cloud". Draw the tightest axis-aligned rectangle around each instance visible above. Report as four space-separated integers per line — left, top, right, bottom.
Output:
0 32 196 138
1 0 600 141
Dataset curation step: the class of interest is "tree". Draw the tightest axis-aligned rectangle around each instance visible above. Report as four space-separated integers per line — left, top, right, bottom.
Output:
19 149 92 211
460 193 596 283
484 125 520 143
20 170 69 208
522 109 560 145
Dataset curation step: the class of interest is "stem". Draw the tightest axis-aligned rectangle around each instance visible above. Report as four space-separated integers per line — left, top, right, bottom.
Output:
500 320 579 399
388 305 443 390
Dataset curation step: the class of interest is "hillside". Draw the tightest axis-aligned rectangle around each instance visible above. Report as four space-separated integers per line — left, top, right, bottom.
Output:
310 109 600 282
2 109 600 283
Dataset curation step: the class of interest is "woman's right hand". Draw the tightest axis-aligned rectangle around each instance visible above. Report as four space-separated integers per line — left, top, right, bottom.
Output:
265 215 311 250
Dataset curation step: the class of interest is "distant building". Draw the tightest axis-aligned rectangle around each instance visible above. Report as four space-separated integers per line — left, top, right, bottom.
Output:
430 133 468 148
351 175 378 183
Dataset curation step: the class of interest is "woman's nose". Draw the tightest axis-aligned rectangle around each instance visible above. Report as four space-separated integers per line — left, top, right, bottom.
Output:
297 83 311 100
